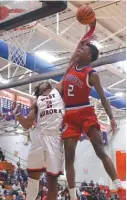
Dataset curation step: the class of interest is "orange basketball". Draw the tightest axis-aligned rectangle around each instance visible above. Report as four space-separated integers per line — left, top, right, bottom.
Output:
76 5 96 25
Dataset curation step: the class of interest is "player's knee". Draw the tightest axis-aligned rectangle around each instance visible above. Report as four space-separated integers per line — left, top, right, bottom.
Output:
27 171 41 180
65 151 75 168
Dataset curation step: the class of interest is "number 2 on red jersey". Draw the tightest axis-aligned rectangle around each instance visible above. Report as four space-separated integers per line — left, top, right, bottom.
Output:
68 85 74 96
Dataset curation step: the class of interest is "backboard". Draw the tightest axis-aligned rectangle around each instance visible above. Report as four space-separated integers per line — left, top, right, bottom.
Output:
0 1 67 31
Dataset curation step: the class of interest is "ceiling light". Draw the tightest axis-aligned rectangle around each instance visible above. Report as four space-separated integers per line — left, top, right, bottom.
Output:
34 51 63 63
115 92 124 97
91 41 103 49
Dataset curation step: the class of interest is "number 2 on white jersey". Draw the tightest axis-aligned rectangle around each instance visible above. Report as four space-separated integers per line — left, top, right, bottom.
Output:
46 101 52 108
68 85 74 96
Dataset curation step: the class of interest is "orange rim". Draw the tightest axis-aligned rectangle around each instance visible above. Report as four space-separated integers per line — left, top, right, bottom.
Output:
14 21 38 31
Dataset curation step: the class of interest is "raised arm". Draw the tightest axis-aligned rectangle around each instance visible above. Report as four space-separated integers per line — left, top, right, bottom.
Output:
64 22 96 76
56 22 96 95
15 101 37 130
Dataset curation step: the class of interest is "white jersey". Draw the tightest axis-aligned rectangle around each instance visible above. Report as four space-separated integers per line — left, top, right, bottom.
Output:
36 88 65 135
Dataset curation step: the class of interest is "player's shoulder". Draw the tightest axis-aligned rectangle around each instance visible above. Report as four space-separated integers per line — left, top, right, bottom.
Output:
85 66 97 75
52 88 64 103
52 88 62 98
86 65 95 71
89 71 100 85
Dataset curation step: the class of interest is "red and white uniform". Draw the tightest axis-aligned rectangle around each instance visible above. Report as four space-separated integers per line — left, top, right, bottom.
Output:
27 89 65 176
62 65 100 139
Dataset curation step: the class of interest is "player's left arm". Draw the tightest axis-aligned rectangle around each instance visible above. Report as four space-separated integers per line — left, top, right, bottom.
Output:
89 72 117 133
64 22 96 77
55 22 96 96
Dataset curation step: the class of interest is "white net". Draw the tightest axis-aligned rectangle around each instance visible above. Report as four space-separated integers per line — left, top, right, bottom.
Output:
4 22 37 67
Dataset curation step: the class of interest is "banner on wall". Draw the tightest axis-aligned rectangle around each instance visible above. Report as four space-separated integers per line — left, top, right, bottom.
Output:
116 150 126 181
0 91 31 119
17 95 31 107
0 90 15 101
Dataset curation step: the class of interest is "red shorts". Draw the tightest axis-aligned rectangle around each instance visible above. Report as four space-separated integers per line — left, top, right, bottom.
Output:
62 106 100 139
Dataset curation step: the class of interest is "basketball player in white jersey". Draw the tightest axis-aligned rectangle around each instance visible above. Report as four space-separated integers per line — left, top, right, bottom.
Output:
12 81 65 200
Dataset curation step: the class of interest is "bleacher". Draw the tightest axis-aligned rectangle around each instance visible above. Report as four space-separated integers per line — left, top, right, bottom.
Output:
0 148 27 199
0 161 15 176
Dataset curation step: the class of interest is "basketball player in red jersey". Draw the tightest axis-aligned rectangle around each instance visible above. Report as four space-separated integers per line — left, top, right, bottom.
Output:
61 22 126 200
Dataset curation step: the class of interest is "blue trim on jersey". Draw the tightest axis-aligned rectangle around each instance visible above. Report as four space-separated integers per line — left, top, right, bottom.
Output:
89 70 96 74
66 102 90 108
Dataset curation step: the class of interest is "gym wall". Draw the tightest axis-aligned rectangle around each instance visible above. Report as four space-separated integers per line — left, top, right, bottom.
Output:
74 118 126 185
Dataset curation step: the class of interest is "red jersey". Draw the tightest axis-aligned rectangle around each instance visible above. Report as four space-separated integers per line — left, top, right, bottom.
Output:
64 65 95 109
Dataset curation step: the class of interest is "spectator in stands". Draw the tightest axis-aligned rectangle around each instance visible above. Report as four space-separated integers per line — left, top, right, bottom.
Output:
0 194 5 200
0 149 5 161
12 181 21 196
58 191 62 200
40 173 47 186
38 188 43 199
81 181 88 187
38 186 47 199
36 195 41 200
21 194 26 200
42 196 47 200
58 183 63 191
20 181 25 193
79 193 87 200
17 162 20 169
89 180 94 187
12 194 17 200
16 191 24 200
4 170 9 182
0 185 4 196
62 187 70 200
95 182 99 187
17 171 23 183
3 189 7 198
21 170 28 184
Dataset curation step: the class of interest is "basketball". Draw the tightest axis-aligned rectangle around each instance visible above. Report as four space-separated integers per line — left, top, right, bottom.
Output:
76 5 96 25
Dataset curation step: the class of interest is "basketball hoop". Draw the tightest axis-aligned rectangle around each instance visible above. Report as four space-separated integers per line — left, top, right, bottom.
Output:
1 5 37 67
2 4 38 67
4 21 37 67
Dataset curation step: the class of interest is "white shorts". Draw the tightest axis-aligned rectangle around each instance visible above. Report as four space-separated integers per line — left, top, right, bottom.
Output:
27 129 64 176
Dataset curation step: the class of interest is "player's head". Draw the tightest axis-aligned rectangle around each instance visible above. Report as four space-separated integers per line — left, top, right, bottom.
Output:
34 81 52 98
75 41 99 65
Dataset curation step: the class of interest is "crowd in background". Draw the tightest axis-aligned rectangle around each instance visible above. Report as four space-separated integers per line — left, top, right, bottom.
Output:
0 151 120 200
0 169 120 200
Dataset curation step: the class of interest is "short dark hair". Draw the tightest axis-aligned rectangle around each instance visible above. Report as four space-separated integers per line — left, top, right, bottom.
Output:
87 43 99 62
34 81 52 98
